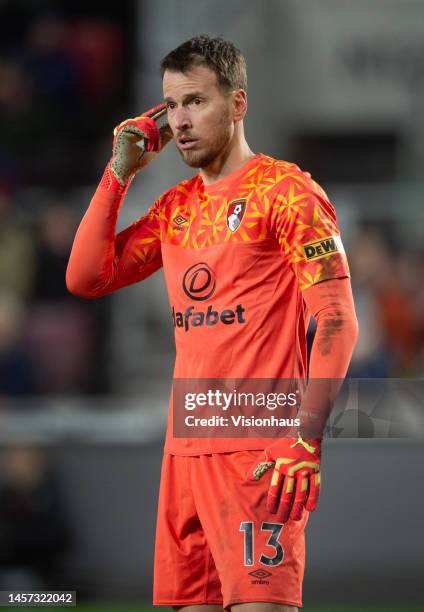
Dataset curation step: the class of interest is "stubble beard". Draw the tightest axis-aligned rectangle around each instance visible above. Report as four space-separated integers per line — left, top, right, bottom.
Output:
178 110 232 169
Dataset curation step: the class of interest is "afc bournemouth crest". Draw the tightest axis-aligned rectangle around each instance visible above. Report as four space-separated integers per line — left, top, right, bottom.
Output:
227 198 247 232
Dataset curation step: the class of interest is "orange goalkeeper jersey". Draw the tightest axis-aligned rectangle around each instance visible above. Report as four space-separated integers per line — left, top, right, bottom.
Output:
68 153 350 454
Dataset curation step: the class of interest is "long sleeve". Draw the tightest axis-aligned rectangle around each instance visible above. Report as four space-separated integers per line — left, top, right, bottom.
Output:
298 277 359 437
304 277 358 379
66 181 163 299
267 166 357 437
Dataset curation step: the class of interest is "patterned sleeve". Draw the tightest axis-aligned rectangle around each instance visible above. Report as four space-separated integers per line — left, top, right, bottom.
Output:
67 186 171 298
111 197 164 288
268 167 350 291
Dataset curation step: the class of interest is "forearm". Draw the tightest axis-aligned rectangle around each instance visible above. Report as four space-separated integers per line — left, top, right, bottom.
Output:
66 103 170 299
66 167 128 298
299 277 359 438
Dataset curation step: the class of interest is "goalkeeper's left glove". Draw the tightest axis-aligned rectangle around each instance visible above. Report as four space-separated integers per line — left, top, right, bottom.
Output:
246 435 321 522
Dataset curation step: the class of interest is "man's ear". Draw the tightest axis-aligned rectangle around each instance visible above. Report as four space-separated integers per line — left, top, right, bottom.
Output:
232 89 248 122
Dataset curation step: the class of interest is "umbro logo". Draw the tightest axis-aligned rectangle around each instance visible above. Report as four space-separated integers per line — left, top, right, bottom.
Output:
173 214 188 225
248 568 272 585
248 569 272 579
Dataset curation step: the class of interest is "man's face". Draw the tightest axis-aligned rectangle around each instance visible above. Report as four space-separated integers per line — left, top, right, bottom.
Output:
163 65 234 169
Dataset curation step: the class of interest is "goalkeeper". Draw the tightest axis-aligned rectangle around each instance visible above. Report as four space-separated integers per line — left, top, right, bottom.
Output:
67 35 358 612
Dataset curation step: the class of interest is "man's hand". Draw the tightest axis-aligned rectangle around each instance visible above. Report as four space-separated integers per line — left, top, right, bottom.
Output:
110 103 173 185
247 435 321 522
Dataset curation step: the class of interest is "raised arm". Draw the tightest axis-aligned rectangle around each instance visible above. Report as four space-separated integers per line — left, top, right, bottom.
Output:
66 104 173 299
66 183 165 298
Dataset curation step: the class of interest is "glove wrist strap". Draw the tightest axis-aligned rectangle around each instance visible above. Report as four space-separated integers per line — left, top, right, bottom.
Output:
99 161 132 195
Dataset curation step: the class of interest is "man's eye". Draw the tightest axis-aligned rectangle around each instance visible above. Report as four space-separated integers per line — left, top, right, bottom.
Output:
166 102 176 110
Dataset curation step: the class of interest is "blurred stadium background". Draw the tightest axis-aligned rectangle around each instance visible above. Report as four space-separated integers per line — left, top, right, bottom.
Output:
0 0 424 610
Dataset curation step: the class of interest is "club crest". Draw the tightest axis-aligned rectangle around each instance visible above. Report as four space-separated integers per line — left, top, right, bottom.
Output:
227 199 247 232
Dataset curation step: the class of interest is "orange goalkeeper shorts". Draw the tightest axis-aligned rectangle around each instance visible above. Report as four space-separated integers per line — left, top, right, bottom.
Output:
153 451 308 609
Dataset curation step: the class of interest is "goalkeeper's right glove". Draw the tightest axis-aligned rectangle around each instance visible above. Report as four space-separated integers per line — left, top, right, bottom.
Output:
106 103 173 188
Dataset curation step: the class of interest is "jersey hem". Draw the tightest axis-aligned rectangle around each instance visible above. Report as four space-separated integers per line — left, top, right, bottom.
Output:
224 598 302 609
164 444 268 456
153 600 223 607
153 598 302 609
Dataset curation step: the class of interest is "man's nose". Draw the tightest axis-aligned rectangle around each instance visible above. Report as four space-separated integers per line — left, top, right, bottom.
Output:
174 108 192 131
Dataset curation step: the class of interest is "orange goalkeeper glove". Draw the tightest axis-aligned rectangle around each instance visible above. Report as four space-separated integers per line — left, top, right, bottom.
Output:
109 103 173 186
247 435 321 522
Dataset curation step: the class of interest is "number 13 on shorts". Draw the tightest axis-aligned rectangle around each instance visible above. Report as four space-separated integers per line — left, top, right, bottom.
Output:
240 521 284 567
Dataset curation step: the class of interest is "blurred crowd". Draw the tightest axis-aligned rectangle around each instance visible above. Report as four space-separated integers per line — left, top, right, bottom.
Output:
0 5 131 401
0 188 110 399
0 444 72 591
0 5 127 190
347 225 424 377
